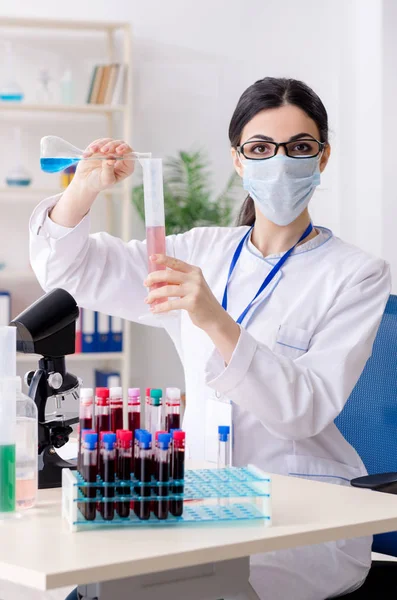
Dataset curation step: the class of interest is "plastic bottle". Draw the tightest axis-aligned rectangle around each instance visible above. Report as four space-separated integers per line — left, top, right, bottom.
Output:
0 327 17 519
16 379 38 510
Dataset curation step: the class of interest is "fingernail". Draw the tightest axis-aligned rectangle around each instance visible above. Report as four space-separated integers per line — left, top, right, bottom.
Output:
150 305 156 313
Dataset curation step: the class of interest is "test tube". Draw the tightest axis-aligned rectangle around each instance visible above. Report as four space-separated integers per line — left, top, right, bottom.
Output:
95 387 110 434
134 432 152 520
78 388 94 472
217 426 231 469
82 432 98 521
152 430 167 487
116 430 132 519
154 433 172 520
109 386 124 432
165 387 181 432
127 388 141 446
133 429 144 480
78 428 95 475
170 430 185 517
150 389 163 440
145 387 151 431
141 159 166 284
101 432 116 521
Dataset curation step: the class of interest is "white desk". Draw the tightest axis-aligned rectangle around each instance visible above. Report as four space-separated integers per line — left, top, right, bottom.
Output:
1 470 397 600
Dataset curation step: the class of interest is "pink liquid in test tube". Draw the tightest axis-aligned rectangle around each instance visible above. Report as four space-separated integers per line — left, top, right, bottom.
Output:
141 159 166 302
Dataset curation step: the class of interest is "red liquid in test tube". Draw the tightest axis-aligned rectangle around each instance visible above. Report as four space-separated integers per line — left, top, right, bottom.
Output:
110 386 124 432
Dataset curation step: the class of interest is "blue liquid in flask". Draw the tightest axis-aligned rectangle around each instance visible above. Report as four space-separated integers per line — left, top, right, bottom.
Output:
40 157 79 173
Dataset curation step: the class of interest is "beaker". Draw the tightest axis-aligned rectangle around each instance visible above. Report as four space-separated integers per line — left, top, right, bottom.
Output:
40 136 151 173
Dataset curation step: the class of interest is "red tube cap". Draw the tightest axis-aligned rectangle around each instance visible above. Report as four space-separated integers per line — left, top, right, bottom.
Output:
96 387 109 399
145 387 151 396
118 430 133 448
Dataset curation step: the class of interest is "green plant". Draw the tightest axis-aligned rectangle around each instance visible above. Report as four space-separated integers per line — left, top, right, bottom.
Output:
132 150 241 234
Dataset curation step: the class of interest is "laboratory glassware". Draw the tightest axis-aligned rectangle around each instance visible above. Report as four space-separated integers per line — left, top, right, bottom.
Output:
170 430 185 517
16 379 38 510
109 386 123 432
165 387 181 432
217 425 231 469
0 327 17 518
40 135 151 173
0 42 23 102
6 128 32 187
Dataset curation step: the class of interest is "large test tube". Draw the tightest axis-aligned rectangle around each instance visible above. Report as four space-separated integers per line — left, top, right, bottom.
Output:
141 159 166 283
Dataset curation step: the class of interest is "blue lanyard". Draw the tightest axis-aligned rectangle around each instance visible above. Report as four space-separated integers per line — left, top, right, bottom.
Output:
222 222 313 325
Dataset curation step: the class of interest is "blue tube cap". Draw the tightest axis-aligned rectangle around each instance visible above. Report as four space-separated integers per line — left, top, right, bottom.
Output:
158 432 172 450
84 432 98 450
103 432 117 450
170 428 182 437
218 425 230 442
140 431 152 450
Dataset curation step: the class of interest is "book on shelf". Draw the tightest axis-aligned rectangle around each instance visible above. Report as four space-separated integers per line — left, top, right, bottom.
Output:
77 309 123 353
87 63 126 105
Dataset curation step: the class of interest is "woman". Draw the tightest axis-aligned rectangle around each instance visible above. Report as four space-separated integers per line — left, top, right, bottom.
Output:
30 77 390 600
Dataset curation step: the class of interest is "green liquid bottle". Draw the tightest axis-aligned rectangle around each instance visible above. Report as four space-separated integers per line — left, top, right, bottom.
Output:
0 444 15 513
0 326 18 518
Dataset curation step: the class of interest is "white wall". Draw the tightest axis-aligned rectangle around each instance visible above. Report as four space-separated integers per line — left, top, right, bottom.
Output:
1 0 395 398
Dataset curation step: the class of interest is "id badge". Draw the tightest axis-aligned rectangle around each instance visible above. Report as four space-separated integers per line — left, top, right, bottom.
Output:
204 390 232 464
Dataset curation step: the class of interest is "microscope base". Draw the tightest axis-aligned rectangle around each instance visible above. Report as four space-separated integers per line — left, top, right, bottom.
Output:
39 447 77 489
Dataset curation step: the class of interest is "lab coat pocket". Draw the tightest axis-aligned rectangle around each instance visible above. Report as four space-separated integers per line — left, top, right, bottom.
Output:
286 454 365 487
274 325 312 360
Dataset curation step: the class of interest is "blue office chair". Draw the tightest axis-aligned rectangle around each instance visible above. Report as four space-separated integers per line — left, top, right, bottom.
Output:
334 294 397 597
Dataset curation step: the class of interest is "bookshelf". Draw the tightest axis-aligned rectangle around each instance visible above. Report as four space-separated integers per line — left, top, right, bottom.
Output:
0 17 133 391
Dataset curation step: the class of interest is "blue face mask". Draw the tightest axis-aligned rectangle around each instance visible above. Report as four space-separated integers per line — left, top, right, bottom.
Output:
242 155 321 226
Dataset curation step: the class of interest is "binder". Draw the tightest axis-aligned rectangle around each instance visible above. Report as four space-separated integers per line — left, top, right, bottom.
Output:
109 316 123 352
82 309 96 353
0 292 11 326
75 308 82 354
97 312 110 353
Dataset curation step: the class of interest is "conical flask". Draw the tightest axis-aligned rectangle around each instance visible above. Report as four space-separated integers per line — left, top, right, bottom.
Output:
40 136 151 173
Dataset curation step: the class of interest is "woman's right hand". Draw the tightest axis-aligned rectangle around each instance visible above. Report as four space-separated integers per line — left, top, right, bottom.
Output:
49 138 135 228
75 138 135 193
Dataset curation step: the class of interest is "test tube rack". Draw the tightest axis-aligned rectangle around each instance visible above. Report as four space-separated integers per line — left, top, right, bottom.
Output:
62 466 272 532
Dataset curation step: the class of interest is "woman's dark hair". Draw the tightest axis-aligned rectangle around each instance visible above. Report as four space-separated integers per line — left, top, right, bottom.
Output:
229 77 329 226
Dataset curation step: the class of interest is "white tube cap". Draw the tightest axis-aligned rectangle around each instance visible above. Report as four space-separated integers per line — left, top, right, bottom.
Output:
109 386 123 398
166 387 181 401
0 327 16 379
80 388 94 399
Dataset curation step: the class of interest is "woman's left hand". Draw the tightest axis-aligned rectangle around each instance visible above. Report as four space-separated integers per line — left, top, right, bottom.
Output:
144 254 227 332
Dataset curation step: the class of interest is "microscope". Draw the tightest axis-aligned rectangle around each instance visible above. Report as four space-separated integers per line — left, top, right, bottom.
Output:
10 288 81 489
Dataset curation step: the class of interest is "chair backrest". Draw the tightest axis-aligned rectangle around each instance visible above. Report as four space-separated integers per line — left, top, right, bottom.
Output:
336 294 397 556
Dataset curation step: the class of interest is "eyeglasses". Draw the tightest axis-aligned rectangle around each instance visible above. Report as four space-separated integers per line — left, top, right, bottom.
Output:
237 138 325 160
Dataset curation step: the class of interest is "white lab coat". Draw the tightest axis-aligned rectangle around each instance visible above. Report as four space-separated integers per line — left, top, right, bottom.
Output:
30 196 391 600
